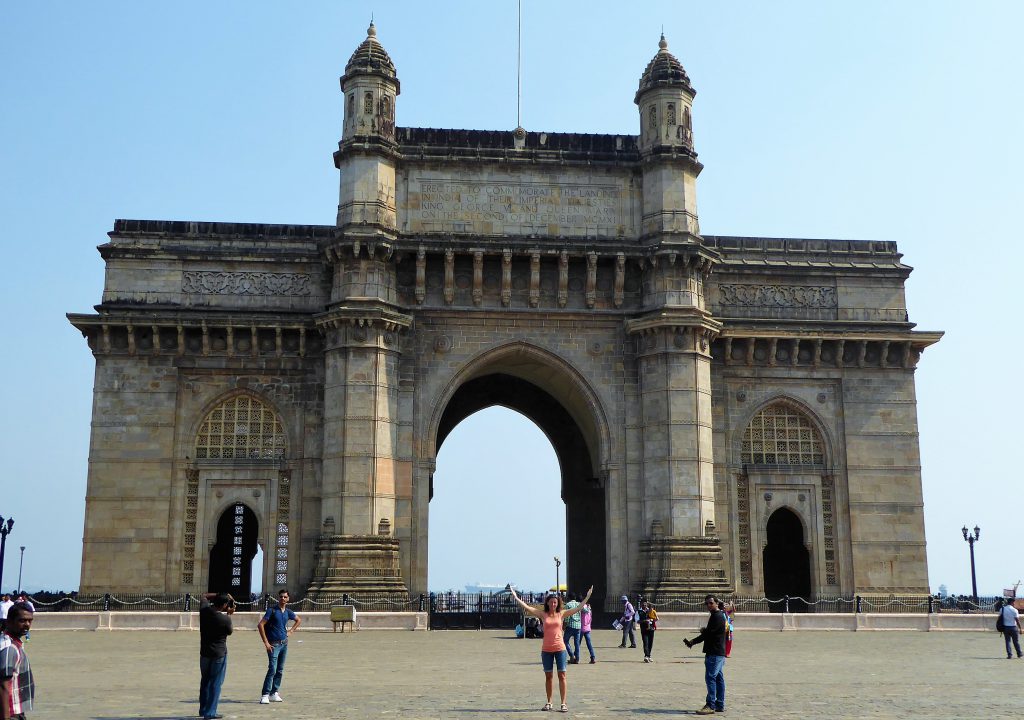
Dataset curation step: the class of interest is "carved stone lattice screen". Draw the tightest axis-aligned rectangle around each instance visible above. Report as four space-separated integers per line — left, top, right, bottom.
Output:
182 469 199 585
821 475 838 585
195 395 285 460
276 471 291 586
735 473 752 585
741 404 823 465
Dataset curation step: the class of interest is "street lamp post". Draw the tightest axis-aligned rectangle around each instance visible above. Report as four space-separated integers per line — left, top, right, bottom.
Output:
0 516 13 593
18 546 26 594
961 525 980 607
554 556 561 597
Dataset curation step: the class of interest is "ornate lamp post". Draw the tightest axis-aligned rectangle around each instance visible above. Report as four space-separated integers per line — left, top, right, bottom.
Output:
18 546 25 594
554 556 562 597
961 525 980 607
0 516 13 593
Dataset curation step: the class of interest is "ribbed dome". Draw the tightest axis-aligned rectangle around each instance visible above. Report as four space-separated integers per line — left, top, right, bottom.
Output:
342 23 399 89
636 34 692 99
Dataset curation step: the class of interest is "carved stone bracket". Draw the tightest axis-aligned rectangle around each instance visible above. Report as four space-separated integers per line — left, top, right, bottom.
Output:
501 249 512 306
415 247 426 304
472 251 484 306
529 252 541 308
557 251 569 308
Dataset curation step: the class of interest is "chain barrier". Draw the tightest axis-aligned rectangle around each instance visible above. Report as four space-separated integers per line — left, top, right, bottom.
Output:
21 591 994 614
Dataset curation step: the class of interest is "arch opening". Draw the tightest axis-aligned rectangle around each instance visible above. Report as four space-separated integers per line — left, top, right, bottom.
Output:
763 507 811 612
430 407 564 593
433 372 607 607
209 502 259 598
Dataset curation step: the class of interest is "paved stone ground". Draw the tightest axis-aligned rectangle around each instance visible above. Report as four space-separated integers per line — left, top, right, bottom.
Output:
22 629 1024 719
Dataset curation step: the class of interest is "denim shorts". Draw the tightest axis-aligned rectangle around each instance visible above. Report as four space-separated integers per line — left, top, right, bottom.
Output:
541 649 568 673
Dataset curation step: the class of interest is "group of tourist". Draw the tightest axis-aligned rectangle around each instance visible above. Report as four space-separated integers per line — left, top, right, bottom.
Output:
197 588 302 720
511 586 734 715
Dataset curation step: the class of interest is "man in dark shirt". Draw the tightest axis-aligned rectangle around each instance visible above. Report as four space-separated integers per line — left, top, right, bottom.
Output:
684 594 728 715
199 593 234 720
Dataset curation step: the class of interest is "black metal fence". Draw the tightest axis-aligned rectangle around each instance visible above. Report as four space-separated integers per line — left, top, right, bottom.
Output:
428 590 545 630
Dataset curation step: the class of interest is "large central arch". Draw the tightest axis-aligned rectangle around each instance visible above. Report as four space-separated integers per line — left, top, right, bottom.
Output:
419 342 612 607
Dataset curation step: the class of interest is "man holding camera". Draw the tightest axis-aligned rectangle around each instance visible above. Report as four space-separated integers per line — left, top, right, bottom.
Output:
198 593 235 720
683 595 728 715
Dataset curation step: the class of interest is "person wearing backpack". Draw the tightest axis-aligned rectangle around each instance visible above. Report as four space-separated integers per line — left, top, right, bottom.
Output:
997 599 1022 659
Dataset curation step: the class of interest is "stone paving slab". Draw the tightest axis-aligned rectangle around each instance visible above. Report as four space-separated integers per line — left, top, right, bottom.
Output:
23 629 1024 719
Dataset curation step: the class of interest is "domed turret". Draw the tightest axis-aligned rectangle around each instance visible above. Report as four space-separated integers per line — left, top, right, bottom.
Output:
342 22 399 89
634 34 695 154
340 23 399 142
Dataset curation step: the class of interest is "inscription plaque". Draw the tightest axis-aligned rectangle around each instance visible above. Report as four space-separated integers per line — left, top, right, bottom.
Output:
404 177 627 237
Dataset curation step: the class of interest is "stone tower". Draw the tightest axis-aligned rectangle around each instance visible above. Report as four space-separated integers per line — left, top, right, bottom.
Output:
306 23 409 596
630 35 732 598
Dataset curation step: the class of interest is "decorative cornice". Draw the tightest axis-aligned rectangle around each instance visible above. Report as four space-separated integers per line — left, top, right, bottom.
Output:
714 331 942 369
66 313 319 358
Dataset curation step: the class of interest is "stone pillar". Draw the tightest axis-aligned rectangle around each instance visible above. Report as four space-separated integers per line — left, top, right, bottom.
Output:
309 247 411 597
627 255 732 600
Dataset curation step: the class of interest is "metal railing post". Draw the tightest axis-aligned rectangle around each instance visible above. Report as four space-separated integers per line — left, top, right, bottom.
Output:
103 593 111 611
783 595 790 613
856 595 863 613
184 593 192 612
927 595 934 614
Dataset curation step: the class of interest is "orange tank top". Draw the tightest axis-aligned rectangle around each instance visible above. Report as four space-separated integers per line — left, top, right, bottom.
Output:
542 613 565 652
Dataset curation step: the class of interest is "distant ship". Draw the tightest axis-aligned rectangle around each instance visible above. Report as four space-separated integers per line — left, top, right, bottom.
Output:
464 582 507 593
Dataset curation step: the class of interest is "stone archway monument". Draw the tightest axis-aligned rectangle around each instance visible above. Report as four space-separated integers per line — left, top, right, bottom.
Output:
305 25 733 604
69 24 939 605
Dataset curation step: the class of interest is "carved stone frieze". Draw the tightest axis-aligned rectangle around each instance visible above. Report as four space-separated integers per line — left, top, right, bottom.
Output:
719 284 837 308
182 271 312 296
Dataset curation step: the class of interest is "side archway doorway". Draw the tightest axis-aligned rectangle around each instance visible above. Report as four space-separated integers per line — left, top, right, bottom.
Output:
434 372 607 609
762 507 811 612
209 502 259 597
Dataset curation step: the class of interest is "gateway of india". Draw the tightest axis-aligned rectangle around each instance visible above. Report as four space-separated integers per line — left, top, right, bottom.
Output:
69 25 941 608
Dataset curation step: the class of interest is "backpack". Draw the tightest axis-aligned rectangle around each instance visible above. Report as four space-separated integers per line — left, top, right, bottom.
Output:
996 605 1008 632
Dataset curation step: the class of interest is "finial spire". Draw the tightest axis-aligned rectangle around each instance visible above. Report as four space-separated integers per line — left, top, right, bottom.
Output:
659 33 668 51
367 19 376 38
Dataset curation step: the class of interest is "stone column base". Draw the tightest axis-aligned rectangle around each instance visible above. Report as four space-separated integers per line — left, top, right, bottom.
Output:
634 535 734 602
305 534 409 598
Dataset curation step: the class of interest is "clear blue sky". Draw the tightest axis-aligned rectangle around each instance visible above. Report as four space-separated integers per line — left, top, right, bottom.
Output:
1 1 1021 595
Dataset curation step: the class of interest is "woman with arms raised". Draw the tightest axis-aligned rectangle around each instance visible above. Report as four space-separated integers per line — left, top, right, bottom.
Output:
509 584 593 713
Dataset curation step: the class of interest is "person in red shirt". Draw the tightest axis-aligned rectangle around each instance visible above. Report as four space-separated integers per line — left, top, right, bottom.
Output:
510 585 592 713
